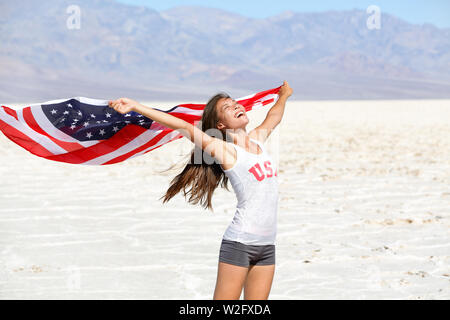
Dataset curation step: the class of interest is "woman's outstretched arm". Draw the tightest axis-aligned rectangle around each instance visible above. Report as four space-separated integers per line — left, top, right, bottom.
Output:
248 80 293 143
108 98 234 166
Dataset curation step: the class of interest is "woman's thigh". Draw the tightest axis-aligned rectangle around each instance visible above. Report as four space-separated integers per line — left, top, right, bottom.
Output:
213 262 249 300
243 264 275 300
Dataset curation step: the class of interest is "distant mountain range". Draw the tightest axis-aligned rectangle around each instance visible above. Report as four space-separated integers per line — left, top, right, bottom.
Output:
1 0 450 103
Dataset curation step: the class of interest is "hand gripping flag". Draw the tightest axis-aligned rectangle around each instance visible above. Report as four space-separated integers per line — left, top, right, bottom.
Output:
0 86 281 165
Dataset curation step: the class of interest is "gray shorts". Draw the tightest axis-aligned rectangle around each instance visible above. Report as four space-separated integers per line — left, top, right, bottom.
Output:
219 239 276 267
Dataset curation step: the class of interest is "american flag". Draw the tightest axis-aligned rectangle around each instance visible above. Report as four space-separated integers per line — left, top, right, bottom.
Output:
0 86 280 165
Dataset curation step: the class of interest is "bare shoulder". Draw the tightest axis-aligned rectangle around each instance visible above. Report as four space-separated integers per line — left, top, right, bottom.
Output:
208 139 237 171
187 125 237 169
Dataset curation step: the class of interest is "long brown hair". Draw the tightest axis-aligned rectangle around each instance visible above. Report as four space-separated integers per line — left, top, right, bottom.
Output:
160 92 231 211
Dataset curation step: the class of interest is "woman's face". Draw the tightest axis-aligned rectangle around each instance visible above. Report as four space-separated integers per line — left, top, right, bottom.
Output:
216 97 248 130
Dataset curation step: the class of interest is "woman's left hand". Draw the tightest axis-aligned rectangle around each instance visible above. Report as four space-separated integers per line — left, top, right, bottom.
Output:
279 80 293 98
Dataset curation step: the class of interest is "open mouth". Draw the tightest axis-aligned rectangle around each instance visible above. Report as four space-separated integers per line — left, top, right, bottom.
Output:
235 111 245 118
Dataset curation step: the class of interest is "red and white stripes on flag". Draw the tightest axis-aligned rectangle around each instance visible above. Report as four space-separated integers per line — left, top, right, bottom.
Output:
0 86 281 165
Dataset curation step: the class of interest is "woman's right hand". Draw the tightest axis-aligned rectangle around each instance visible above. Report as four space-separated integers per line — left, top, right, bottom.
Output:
108 98 140 114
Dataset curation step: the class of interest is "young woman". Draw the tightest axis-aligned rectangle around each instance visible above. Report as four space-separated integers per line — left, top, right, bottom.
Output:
109 81 293 300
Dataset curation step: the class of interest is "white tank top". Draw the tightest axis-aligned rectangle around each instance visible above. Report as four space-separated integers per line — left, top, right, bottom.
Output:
219 138 279 245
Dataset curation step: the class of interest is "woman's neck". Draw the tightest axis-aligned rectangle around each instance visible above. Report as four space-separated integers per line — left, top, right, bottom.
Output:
227 128 249 145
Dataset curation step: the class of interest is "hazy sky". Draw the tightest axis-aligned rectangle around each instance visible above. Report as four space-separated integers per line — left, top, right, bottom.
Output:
116 0 450 28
